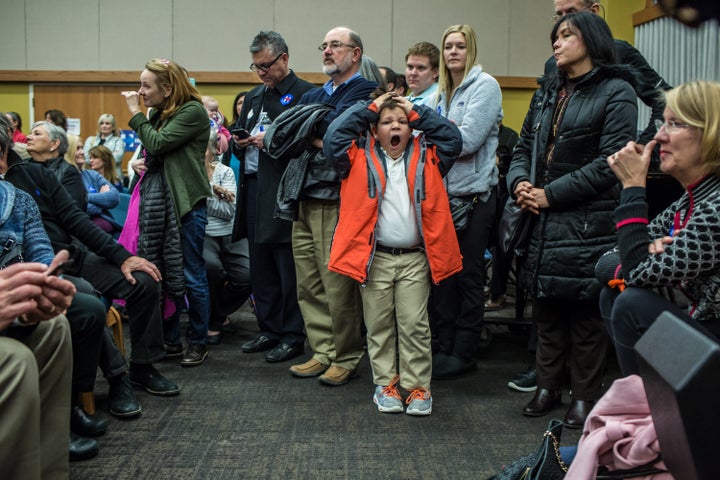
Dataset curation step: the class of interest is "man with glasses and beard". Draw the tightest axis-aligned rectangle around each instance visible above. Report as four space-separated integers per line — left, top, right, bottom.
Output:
286 26 377 386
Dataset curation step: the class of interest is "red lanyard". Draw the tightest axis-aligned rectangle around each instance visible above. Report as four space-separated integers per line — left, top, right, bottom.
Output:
670 197 693 236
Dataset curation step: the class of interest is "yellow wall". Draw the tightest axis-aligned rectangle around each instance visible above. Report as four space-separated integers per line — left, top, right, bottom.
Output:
501 88 536 133
605 0 645 43
2 84 31 132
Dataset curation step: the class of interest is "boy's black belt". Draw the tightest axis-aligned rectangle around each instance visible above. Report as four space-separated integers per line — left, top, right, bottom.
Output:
375 244 423 255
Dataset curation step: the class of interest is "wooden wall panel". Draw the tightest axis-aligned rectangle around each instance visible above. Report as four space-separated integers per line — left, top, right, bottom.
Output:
34 85 137 173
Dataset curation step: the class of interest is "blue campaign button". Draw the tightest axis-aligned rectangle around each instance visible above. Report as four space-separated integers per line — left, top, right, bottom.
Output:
280 94 294 106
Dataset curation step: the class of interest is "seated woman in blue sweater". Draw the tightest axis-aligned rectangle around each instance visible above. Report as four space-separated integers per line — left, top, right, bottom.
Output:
87 145 124 192
75 141 121 234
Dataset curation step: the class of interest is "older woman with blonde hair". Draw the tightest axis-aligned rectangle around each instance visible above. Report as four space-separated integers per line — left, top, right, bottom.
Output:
600 80 720 377
83 113 126 181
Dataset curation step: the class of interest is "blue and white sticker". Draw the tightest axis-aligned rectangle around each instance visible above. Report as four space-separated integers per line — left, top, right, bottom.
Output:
280 94 294 106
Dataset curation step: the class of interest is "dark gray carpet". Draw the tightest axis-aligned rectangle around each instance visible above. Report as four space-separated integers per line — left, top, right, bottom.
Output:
69 297 613 480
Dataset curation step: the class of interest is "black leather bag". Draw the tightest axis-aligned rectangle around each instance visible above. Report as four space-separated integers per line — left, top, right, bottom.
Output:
500 122 539 257
487 419 567 480
498 199 534 256
449 195 478 231
527 419 568 480
0 238 24 269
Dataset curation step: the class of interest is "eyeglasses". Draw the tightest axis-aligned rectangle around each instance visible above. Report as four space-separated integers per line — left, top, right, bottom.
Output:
317 41 357 52
655 119 692 133
552 3 595 22
249 53 284 73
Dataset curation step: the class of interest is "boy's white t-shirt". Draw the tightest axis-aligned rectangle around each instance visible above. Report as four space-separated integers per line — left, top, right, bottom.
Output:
375 149 421 249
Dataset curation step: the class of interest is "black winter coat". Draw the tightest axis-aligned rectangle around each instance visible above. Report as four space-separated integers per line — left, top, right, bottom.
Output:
506 65 638 301
44 156 88 211
266 103 334 221
5 151 131 273
228 71 315 243
128 157 184 298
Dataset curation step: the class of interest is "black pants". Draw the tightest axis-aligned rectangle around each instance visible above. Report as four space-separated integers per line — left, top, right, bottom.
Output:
66 275 128 378
535 298 607 400
600 286 720 376
204 235 251 331
246 175 305 345
432 190 496 341
79 252 164 364
66 292 107 393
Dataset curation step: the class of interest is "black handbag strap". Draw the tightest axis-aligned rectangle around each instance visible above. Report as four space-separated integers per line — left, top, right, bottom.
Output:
527 89 551 187
0 238 23 269
529 121 538 186
596 460 668 479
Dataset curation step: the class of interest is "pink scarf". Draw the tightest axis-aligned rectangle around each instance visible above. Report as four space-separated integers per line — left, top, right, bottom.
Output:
566 375 672 479
116 172 177 319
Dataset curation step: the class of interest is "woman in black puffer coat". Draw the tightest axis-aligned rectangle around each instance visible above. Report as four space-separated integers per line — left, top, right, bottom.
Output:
126 150 185 304
505 12 638 427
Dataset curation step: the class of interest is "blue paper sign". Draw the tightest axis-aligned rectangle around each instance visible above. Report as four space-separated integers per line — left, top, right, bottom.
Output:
120 130 141 152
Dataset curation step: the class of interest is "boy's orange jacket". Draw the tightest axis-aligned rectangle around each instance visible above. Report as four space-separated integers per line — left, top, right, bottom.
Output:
324 102 463 285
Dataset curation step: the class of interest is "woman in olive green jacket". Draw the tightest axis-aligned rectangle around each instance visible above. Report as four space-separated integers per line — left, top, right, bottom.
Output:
122 58 213 368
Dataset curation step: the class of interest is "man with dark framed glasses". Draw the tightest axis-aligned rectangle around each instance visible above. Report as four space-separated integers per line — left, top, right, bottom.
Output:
249 52 284 73
231 31 315 365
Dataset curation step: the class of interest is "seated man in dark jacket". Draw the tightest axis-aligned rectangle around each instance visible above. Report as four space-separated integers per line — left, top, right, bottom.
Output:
3 146 180 399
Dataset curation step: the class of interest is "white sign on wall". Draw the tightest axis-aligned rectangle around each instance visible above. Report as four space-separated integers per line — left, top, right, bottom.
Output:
66 118 81 136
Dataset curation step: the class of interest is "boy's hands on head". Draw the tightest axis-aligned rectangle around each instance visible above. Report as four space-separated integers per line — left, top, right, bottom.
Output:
372 92 413 114
394 95 413 115
372 92 394 110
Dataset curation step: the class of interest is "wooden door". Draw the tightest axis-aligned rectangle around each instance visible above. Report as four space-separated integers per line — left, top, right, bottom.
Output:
33 84 137 175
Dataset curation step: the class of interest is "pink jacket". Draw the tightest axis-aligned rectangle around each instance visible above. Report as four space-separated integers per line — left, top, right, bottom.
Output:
565 375 672 480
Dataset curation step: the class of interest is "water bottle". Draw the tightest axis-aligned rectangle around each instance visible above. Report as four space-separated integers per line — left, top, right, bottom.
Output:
257 111 271 132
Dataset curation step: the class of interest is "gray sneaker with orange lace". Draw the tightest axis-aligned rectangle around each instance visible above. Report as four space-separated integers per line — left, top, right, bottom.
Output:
405 388 433 416
373 378 404 413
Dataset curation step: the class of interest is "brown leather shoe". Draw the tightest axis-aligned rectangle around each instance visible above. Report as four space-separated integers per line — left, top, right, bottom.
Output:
563 399 595 429
318 366 356 386
485 294 507 311
522 388 561 417
289 358 328 378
